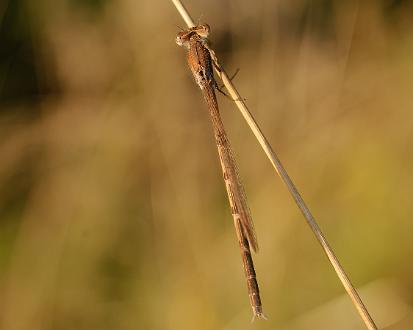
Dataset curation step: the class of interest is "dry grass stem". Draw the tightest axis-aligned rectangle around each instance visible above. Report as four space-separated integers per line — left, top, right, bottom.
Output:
171 0 379 329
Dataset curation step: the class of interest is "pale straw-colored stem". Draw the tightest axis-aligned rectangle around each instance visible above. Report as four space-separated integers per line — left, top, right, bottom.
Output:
171 0 195 27
171 1 378 329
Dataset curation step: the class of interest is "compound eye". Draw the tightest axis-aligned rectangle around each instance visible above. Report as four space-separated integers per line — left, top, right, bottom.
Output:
176 35 190 48
198 24 210 38
175 35 183 45
203 24 210 34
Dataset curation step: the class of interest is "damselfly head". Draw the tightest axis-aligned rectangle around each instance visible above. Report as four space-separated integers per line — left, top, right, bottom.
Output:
176 24 210 48
175 32 190 49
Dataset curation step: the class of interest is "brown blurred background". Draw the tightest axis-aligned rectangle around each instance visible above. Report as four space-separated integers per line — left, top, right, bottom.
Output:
1 0 413 329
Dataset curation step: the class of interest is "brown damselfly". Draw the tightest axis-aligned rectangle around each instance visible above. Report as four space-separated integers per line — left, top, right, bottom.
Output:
176 24 265 320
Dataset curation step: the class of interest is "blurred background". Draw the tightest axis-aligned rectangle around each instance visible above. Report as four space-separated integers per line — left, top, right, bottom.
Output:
1 0 413 329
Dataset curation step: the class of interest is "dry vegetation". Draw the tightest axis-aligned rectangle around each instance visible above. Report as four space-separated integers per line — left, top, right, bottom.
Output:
1 1 413 329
